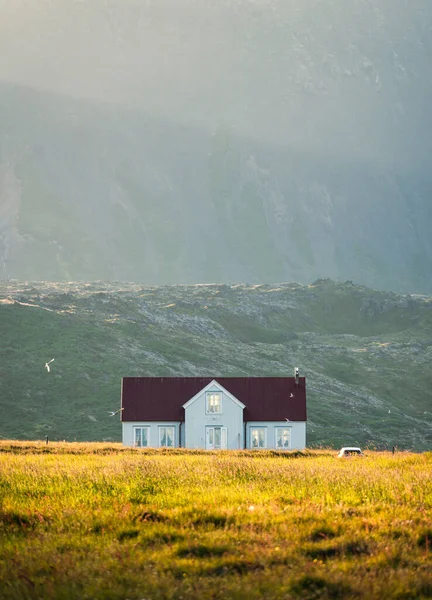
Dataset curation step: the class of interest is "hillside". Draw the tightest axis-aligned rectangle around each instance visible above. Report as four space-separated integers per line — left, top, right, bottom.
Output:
0 279 431 449
1 0 432 292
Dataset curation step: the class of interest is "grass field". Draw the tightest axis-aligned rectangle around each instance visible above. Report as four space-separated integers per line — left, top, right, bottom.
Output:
0 443 431 600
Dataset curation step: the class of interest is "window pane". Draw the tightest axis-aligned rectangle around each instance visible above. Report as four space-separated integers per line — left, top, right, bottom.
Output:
135 428 142 447
251 429 258 448
209 428 214 445
258 429 265 448
221 428 227 449
214 427 221 448
160 428 166 446
142 428 148 447
276 429 282 448
166 428 173 447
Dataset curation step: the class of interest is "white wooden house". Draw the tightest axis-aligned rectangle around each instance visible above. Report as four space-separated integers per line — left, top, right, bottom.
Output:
121 376 307 450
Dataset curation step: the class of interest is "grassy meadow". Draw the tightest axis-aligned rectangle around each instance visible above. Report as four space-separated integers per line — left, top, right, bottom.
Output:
0 443 431 600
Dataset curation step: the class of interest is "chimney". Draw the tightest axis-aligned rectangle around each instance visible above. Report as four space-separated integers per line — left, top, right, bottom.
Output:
294 367 299 386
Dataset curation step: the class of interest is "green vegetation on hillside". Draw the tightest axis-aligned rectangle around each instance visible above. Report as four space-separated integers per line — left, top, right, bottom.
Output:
0 279 431 449
0 444 431 599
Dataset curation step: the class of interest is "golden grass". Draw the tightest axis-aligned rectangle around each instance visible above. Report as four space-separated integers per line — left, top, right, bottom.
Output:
0 442 431 599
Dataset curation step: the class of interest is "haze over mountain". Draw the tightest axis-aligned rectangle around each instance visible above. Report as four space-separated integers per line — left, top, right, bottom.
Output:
1 0 431 291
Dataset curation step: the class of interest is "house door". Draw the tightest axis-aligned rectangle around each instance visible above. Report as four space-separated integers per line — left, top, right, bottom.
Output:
206 427 227 450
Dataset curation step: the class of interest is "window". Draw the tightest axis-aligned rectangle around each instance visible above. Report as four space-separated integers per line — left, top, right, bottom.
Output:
275 428 291 450
134 427 150 448
206 426 227 449
251 427 266 449
159 426 175 448
206 392 222 414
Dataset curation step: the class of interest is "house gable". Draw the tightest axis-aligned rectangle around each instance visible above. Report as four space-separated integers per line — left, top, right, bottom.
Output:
182 379 245 450
182 379 246 411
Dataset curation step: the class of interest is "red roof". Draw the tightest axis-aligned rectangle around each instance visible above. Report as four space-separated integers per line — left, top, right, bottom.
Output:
121 377 306 422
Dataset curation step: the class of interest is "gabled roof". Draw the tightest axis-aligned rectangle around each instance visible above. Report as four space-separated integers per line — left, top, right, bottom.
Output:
121 377 306 422
182 379 246 410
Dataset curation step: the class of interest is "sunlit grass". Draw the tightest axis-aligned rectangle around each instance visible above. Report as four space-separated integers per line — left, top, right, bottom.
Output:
0 443 431 599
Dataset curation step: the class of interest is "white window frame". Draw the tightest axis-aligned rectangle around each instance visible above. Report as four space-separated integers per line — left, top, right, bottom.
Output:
250 427 267 449
206 426 227 449
206 392 222 415
275 427 291 450
159 426 175 448
133 426 150 448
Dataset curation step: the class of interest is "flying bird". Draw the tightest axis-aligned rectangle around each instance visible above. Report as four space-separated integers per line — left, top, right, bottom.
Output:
45 359 54 372
289 393 295 398
108 408 124 417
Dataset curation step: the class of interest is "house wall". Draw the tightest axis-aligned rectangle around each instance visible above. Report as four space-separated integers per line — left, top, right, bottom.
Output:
122 422 181 448
184 385 244 449
246 421 306 450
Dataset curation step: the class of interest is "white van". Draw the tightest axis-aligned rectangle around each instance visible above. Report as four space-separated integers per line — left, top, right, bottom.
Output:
337 447 363 457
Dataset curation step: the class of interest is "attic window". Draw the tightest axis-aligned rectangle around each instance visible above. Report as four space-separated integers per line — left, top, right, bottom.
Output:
206 392 222 414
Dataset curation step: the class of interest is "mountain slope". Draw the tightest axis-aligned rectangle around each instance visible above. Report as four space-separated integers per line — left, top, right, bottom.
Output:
1 279 431 449
1 0 432 291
